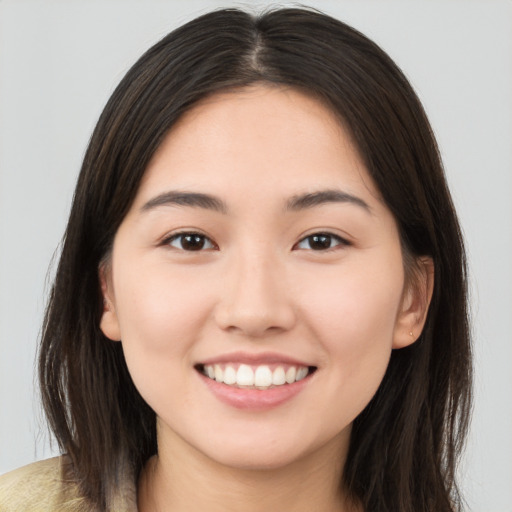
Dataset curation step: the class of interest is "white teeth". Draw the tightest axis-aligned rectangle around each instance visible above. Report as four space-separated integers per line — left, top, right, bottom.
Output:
202 363 311 389
236 364 254 386
272 366 286 385
296 367 308 381
285 367 296 384
254 366 273 387
223 365 237 385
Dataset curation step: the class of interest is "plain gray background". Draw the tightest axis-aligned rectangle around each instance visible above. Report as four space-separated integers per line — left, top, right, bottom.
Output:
1 1 511 510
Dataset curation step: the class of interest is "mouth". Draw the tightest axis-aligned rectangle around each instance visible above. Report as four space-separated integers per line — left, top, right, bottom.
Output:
194 362 317 390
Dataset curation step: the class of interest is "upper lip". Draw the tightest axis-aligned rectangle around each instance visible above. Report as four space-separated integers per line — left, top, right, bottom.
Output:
197 351 315 367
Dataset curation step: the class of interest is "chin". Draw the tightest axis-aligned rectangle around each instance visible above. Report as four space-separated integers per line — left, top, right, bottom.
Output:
207 446 307 472
195 427 345 473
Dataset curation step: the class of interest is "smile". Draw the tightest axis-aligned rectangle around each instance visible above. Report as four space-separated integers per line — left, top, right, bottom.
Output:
197 363 316 390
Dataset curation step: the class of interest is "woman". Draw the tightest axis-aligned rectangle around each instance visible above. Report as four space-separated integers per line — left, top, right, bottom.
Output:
0 6 471 512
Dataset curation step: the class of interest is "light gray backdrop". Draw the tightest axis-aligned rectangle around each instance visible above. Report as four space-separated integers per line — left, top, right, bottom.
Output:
1 1 511 510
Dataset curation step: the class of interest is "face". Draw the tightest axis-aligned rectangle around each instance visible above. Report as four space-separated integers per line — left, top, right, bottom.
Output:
101 85 424 471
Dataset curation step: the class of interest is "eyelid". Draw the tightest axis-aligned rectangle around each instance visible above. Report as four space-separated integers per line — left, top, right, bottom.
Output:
161 230 218 250
158 229 351 252
293 231 352 251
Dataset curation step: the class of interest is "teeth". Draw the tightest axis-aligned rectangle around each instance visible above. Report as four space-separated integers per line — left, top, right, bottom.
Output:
285 367 296 384
296 367 308 381
202 363 311 389
223 365 237 385
236 364 254 386
254 366 273 387
272 366 286 385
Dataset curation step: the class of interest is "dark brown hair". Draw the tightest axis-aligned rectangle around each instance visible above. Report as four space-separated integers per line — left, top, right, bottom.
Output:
39 7 472 511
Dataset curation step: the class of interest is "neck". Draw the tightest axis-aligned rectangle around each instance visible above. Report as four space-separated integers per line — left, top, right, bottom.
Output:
138 427 359 512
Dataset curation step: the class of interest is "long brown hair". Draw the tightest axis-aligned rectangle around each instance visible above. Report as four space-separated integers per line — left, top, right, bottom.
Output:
39 7 472 511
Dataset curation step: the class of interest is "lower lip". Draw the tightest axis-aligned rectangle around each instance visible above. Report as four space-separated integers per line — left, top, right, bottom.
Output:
198 372 311 411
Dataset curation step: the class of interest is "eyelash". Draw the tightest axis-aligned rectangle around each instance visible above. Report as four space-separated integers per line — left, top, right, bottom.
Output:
162 231 350 252
294 232 350 251
163 232 217 251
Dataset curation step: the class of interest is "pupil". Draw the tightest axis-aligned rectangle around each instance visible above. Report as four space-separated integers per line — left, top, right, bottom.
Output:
310 234 331 250
183 235 204 251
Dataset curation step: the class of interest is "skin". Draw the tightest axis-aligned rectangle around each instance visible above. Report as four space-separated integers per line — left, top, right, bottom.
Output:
100 85 433 512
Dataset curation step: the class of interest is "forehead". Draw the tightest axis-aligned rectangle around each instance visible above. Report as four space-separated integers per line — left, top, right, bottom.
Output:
133 85 380 209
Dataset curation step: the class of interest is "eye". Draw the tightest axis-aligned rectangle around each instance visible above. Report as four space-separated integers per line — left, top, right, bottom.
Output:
165 232 216 251
295 232 349 251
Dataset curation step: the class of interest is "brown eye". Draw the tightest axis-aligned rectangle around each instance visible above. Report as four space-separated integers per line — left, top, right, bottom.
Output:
295 233 349 251
167 233 215 251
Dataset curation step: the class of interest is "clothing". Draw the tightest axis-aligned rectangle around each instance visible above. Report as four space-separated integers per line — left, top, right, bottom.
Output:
0 456 137 511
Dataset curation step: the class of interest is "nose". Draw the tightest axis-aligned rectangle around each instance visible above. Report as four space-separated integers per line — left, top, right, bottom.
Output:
214 251 297 338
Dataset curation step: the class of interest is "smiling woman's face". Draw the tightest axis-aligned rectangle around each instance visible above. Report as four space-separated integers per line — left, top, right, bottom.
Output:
100 85 424 471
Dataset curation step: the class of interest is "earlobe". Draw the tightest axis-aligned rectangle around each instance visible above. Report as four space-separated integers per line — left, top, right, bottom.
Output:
393 256 434 349
99 265 122 342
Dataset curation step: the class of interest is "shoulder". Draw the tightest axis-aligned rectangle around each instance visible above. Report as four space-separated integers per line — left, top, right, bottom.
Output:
0 456 92 512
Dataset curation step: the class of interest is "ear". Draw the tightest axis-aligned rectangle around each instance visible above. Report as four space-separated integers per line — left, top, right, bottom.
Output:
99 263 121 342
393 256 434 349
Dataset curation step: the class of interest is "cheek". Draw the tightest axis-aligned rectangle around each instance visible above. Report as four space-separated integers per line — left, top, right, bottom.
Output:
299 258 404 409
111 261 219 408
111 262 218 415
301 257 404 344
114 261 214 350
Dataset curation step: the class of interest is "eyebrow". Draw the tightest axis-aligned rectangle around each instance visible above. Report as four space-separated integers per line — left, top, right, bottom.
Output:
140 189 371 215
286 189 371 213
141 191 228 214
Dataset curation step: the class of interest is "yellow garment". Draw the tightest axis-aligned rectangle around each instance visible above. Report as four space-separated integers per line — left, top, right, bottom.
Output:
0 456 137 511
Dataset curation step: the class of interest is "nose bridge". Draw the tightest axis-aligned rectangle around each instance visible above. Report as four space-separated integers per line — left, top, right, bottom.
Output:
215 241 295 336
